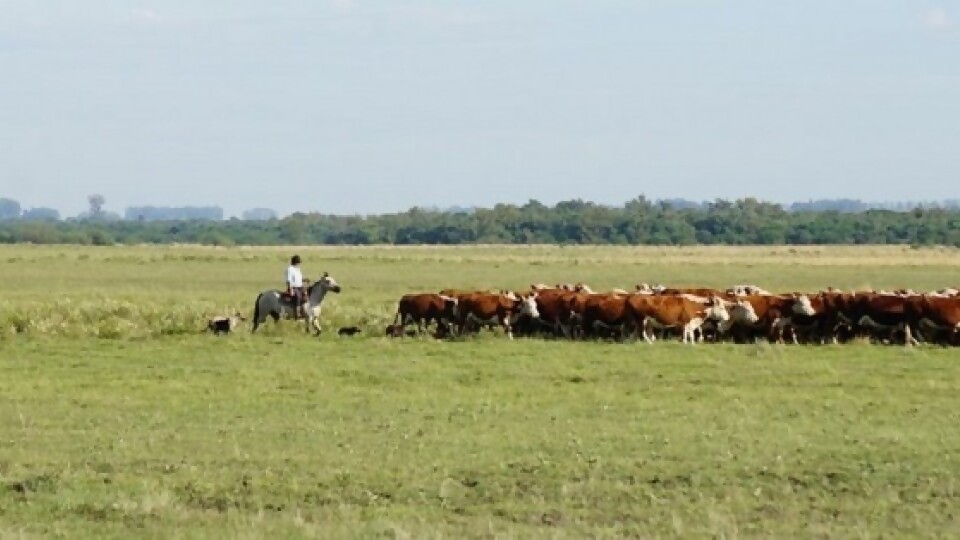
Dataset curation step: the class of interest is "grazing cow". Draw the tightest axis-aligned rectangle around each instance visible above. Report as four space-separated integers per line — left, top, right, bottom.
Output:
338 326 363 336
207 312 245 335
627 295 730 344
393 293 459 336
456 292 540 339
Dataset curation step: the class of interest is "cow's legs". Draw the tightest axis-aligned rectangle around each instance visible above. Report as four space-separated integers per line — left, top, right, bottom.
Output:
682 321 695 344
642 318 656 344
903 323 920 347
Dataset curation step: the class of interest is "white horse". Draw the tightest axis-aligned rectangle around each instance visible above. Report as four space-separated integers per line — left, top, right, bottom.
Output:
252 272 342 335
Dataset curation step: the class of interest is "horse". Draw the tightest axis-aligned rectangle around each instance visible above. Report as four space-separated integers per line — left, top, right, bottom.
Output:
251 272 342 335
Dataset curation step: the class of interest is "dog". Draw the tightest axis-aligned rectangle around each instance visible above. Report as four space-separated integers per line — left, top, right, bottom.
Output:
338 326 363 336
208 312 245 335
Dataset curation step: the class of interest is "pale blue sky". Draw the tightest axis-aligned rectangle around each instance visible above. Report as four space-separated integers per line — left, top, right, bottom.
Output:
1 1 957 217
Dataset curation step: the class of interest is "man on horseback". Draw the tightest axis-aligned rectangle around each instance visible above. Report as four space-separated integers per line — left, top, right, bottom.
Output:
286 255 307 319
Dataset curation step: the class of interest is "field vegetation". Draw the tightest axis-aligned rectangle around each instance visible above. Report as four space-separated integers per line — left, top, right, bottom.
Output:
2 244 960 537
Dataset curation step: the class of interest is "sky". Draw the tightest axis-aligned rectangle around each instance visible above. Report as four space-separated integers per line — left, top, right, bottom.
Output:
1 1 958 218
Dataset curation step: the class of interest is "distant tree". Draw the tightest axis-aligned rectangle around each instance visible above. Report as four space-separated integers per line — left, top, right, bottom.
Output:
0 198 21 220
241 208 278 221
21 207 60 221
88 194 105 218
125 206 224 221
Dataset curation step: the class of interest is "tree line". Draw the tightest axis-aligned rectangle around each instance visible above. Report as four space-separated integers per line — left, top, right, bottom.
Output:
2 197 960 246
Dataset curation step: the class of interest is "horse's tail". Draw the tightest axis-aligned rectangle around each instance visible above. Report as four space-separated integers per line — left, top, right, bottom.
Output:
252 292 263 332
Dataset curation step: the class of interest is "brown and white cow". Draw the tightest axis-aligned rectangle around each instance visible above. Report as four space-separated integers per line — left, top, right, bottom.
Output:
627 295 730 344
526 288 585 338
725 294 817 343
904 295 960 345
455 292 540 339
838 293 918 346
394 293 459 336
579 295 633 340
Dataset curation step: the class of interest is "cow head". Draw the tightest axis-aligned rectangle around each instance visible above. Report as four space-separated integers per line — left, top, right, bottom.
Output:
791 294 816 316
730 299 759 324
516 292 540 318
704 296 730 322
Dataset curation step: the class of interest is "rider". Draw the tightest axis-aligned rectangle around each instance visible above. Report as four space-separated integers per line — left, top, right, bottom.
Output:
286 255 306 318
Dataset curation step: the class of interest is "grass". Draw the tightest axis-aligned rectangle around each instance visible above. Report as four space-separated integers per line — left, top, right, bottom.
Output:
2 244 960 537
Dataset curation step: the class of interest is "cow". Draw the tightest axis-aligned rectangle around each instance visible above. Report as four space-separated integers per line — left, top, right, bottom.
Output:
455 292 540 339
724 294 818 343
663 295 759 343
578 295 632 340
207 312 245 335
393 293 459 336
567 292 627 338
524 288 584 338
904 295 960 346
708 299 761 342
829 293 919 346
627 295 730 344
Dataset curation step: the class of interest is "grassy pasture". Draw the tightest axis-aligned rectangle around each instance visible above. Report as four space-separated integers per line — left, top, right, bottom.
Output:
2 244 960 537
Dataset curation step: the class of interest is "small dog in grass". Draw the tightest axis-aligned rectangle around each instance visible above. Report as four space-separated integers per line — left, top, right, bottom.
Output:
338 326 363 337
207 313 245 335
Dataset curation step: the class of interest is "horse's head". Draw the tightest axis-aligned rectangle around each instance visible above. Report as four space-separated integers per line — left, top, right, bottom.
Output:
311 271 342 294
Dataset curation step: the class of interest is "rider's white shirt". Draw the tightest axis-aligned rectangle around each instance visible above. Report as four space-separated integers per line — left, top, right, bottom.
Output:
286 265 303 288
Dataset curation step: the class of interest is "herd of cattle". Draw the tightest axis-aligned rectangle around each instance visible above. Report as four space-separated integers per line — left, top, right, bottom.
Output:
388 283 960 346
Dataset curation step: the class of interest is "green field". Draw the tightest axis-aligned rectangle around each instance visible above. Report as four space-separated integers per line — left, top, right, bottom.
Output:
2 245 960 537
